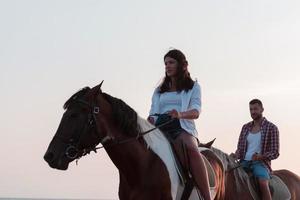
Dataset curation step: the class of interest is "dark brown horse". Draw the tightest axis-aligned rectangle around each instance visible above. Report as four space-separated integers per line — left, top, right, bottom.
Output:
44 82 300 200
44 83 219 199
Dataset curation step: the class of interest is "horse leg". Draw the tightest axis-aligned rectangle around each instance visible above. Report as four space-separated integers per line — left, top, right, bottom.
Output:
160 194 173 200
119 176 171 200
127 190 164 200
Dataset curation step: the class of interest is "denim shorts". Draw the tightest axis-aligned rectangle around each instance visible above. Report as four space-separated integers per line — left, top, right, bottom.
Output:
241 160 270 180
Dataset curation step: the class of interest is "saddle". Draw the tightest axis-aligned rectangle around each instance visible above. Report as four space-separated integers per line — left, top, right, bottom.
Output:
246 172 291 200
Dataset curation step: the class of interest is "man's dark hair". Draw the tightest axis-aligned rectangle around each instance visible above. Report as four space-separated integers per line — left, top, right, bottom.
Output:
249 99 263 107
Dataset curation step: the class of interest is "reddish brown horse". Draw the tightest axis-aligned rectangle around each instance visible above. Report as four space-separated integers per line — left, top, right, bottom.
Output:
44 82 300 200
208 147 300 200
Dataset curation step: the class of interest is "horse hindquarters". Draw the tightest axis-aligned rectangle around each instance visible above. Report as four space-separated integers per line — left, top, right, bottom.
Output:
201 150 225 200
273 169 300 200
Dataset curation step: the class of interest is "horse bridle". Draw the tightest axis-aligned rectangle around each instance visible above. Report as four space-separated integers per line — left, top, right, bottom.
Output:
53 98 104 160
55 95 175 161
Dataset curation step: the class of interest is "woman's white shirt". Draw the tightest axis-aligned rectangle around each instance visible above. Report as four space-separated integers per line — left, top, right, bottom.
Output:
149 81 202 136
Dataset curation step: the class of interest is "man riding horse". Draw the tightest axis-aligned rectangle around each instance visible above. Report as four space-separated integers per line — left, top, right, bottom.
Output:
231 99 280 200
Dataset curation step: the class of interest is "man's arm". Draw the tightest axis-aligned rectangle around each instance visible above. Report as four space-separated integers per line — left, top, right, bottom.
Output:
263 125 280 160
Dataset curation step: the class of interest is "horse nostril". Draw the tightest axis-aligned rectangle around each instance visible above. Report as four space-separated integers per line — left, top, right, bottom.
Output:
44 152 54 163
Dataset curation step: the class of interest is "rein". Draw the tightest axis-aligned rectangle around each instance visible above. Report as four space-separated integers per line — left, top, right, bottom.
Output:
58 97 175 161
227 160 262 172
92 114 175 150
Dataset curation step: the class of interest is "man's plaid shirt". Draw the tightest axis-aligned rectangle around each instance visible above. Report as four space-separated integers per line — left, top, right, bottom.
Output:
235 117 280 171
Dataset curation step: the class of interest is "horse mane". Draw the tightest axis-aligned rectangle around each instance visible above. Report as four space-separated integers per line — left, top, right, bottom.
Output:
102 93 141 137
63 87 91 109
63 87 140 136
210 147 249 192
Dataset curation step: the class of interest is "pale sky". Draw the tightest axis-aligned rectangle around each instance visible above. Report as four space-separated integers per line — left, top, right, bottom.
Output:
0 0 300 199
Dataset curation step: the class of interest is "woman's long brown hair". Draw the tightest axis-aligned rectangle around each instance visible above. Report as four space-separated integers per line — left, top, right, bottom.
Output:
159 49 194 93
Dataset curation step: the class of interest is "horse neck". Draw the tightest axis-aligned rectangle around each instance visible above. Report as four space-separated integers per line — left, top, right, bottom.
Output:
100 118 149 185
105 137 149 185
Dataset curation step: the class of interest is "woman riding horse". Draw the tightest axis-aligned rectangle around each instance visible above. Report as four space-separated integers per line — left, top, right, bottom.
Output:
148 49 212 200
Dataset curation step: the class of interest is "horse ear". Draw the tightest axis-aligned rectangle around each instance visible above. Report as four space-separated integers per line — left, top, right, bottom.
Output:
206 138 216 148
99 80 104 89
98 80 104 94
96 80 104 94
198 138 216 148
91 80 104 95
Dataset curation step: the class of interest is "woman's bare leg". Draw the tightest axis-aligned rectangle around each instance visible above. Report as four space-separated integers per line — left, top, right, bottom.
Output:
174 133 211 200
